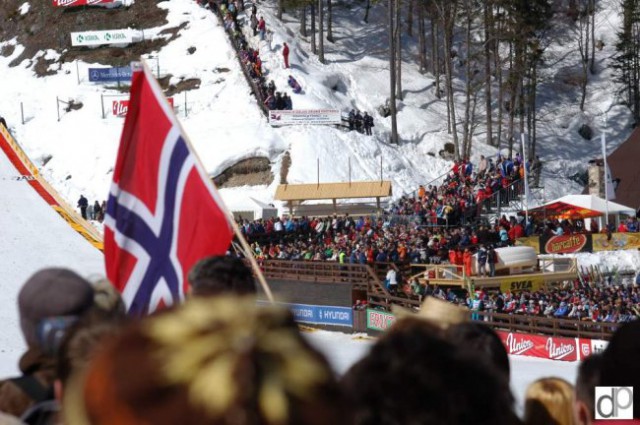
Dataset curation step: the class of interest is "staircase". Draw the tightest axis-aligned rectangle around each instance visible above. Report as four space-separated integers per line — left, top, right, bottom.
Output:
479 179 545 223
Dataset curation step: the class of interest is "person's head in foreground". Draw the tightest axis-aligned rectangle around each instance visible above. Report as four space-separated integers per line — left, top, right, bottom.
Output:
62 296 348 425
598 319 640 419
0 268 95 417
446 321 510 380
188 256 256 297
573 353 601 425
341 317 520 425
524 377 575 425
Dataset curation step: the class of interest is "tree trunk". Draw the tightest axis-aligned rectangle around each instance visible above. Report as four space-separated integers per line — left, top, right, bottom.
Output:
441 1 459 159
300 5 307 37
495 4 503 148
433 17 441 99
590 0 596 73
462 0 472 155
484 0 493 146
318 0 325 63
407 0 414 37
327 0 334 42
396 0 402 100
507 43 517 157
389 0 399 144
277 0 283 20
364 0 371 23
311 3 317 54
418 1 427 72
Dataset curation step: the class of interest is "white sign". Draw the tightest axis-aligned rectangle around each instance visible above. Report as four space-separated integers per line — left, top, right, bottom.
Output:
268 109 341 126
595 387 634 420
71 29 134 47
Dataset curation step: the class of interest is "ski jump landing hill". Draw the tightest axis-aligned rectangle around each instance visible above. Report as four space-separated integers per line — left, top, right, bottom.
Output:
0 124 104 376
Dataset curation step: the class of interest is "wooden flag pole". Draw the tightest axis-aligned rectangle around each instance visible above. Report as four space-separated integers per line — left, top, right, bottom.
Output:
138 59 275 303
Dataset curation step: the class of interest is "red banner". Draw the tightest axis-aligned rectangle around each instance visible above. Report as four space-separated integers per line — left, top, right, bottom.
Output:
53 0 116 7
112 97 173 117
498 331 578 362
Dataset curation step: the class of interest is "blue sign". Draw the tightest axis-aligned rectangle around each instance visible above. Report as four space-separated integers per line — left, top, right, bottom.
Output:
258 301 353 327
88 66 132 83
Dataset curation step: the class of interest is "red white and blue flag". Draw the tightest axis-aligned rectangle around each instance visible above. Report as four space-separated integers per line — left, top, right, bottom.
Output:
104 63 233 315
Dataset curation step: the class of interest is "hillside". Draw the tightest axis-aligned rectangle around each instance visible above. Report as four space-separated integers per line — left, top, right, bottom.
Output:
0 0 634 212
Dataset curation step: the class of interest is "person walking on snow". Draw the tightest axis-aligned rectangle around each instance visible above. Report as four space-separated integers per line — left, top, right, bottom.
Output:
77 194 88 220
363 112 374 135
257 16 266 40
282 42 290 68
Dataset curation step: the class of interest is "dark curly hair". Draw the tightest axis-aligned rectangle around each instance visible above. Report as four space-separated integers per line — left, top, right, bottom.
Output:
341 318 520 425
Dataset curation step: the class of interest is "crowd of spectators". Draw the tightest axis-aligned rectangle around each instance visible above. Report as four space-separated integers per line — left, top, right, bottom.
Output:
404 278 640 324
1 263 639 424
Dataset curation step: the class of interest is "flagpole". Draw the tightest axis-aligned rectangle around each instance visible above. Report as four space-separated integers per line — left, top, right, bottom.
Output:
138 59 275 303
520 133 530 225
601 131 609 229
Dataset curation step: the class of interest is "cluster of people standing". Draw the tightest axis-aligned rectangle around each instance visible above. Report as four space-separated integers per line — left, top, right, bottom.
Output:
263 80 292 110
347 109 374 135
77 195 105 222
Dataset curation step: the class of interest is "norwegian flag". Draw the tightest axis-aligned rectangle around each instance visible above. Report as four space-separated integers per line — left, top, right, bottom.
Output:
104 63 233 315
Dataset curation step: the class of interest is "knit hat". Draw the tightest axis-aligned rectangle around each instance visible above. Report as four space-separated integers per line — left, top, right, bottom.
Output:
18 268 94 349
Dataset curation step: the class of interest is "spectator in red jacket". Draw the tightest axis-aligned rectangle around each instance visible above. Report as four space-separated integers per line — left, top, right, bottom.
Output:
282 42 290 68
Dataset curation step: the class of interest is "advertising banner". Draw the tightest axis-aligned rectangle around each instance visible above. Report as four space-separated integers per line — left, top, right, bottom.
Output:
268 109 342 126
497 331 578 362
499 275 545 292
257 301 353 327
366 309 396 332
54 0 117 7
578 338 609 358
71 29 133 47
539 234 592 254
113 97 173 117
592 232 640 251
88 66 132 83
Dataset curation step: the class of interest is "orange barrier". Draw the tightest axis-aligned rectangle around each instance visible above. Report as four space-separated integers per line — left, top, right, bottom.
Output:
0 124 104 251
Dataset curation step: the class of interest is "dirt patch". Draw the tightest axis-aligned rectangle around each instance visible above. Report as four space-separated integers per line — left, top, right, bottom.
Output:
1 44 15 57
33 55 58 77
213 157 273 188
165 78 201 97
1 0 169 72
280 151 291 184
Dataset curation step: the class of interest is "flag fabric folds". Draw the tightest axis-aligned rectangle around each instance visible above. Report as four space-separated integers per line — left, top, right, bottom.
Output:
104 63 233 315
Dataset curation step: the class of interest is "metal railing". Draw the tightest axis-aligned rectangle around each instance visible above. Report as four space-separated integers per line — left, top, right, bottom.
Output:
475 311 619 340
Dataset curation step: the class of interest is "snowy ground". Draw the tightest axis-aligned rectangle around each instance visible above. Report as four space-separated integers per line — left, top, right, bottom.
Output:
0 139 104 372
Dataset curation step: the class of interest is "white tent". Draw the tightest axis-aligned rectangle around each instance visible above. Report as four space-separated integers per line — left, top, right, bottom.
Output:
536 194 636 216
228 197 278 221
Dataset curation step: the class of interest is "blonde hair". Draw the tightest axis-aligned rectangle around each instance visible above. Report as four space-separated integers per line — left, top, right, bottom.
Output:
524 377 576 425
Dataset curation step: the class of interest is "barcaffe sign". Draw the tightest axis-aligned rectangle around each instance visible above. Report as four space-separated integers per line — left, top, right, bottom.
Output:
71 30 133 47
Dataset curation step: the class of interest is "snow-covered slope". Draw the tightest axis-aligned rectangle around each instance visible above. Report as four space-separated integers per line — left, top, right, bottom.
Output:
0 142 103 373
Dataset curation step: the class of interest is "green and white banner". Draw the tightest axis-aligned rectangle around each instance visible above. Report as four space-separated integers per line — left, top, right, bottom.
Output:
71 29 135 47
